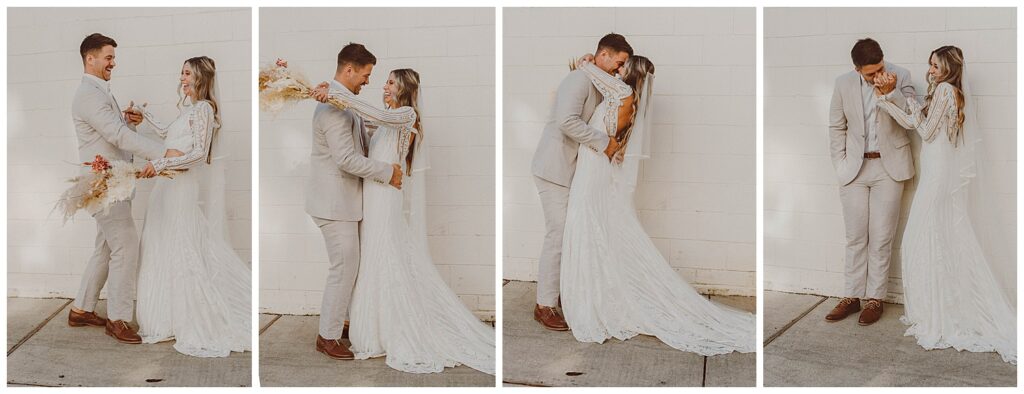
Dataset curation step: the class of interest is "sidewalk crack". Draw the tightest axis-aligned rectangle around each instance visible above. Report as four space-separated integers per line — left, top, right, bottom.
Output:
763 296 827 347
8 299 73 356
259 314 282 335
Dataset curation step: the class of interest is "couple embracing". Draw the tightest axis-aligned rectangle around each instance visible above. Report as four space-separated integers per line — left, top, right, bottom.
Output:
530 33 755 355
301 43 495 375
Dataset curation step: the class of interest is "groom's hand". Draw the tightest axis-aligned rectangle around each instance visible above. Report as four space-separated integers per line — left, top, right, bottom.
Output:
311 82 330 103
603 137 621 161
123 101 143 126
389 163 403 190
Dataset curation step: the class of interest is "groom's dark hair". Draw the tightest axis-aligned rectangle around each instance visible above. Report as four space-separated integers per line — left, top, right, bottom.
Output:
337 43 377 69
596 33 633 57
851 38 884 68
80 33 117 62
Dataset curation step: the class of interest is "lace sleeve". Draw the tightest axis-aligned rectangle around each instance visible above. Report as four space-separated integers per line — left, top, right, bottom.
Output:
151 101 214 172
138 105 172 138
877 83 952 142
579 62 632 137
327 88 417 129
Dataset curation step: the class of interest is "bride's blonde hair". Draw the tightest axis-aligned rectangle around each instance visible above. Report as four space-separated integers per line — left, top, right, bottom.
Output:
388 68 421 174
923 46 966 146
181 56 221 163
617 55 654 152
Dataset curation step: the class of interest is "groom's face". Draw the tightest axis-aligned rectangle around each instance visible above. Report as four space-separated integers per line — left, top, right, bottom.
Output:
856 62 885 84
85 45 117 81
595 49 629 76
341 63 374 95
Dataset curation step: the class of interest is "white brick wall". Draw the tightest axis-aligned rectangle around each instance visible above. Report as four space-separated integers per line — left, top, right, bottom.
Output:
764 8 1017 302
7 8 253 298
504 8 756 296
258 8 496 317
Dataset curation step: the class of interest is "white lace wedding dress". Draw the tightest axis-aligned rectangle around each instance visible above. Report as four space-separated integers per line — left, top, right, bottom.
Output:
559 64 755 355
877 81 1016 364
346 107 495 374
136 100 252 357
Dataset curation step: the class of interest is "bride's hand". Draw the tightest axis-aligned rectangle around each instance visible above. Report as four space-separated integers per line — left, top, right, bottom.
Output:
575 53 595 69
310 82 330 103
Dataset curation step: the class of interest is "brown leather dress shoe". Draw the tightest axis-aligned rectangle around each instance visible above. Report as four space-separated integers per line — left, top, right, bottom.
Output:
858 299 884 326
825 297 861 322
534 304 569 331
68 309 106 327
316 335 354 360
105 320 142 344
341 322 349 339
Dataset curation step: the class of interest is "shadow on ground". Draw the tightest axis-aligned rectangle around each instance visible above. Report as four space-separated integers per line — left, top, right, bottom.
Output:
763 291 1017 387
501 280 756 387
7 297 251 387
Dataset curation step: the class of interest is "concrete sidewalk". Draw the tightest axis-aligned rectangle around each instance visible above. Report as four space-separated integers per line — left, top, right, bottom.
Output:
6 297 251 387
501 281 756 387
258 314 495 387
763 291 1017 387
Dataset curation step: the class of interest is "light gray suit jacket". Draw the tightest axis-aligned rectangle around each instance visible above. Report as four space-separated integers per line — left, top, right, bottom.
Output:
531 69 611 187
72 75 165 168
305 81 392 222
829 61 916 186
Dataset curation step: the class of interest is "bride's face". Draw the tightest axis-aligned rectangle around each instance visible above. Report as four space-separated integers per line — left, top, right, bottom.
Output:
180 63 196 99
927 54 942 82
383 73 399 108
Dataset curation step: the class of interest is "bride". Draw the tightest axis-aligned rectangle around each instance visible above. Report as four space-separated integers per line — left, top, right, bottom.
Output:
134 56 252 357
874 46 1016 364
313 69 495 374
559 58 755 355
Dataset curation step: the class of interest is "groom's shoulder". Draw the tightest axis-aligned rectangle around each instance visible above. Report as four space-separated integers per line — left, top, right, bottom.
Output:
313 102 353 125
833 70 856 88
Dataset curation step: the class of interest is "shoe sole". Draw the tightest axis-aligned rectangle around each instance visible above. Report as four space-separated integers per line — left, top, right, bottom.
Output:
534 316 570 331
316 345 354 360
68 321 105 327
104 330 142 344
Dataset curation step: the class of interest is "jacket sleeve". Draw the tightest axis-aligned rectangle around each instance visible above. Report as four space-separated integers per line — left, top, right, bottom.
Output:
827 78 849 165
554 70 614 153
320 108 393 183
78 89 166 160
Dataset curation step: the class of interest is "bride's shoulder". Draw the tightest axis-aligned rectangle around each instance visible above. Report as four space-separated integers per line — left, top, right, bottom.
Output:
934 81 956 95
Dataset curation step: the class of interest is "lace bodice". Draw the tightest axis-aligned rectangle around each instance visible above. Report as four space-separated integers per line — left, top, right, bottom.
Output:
144 100 216 172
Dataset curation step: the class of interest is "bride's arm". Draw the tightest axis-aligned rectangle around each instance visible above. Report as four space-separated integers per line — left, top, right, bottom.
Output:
579 62 632 101
135 104 173 139
877 83 952 142
326 88 417 130
150 101 214 172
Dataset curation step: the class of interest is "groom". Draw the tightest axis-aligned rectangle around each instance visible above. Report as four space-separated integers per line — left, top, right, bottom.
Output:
826 38 915 326
530 33 632 331
306 43 403 360
69 33 182 343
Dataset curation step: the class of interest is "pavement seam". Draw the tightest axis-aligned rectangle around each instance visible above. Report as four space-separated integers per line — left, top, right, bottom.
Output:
763 296 827 347
259 314 282 335
7 298 73 357
501 379 550 387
